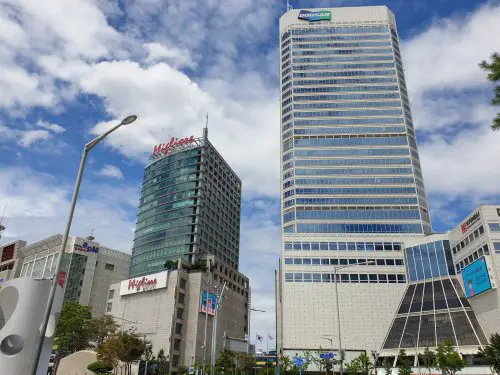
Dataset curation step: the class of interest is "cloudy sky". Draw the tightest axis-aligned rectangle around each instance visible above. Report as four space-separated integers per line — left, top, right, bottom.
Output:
1 0 500 351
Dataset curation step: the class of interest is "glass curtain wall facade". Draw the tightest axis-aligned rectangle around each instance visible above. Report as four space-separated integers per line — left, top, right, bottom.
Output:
280 7 431 235
382 239 488 354
130 132 242 277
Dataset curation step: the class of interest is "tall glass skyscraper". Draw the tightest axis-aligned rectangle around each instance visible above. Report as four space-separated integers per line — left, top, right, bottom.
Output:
130 129 242 277
280 6 431 236
276 6 433 362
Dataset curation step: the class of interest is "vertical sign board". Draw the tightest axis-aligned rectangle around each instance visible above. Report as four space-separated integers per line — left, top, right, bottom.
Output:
200 290 217 316
462 256 493 298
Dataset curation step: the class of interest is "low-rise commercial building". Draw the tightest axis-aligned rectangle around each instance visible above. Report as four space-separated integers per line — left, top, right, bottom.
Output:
18 234 130 317
108 256 250 373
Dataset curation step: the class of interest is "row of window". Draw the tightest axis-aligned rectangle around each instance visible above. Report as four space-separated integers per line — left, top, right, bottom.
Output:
136 207 194 231
292 147 410 158
292 85 399 95
294 156 411 166
284 241 402 251
293 186 417 196
142 165 198 190
285 257 404 266
132 234 192 257
144 156 199 183
145 148 200 174
292 69 396 79
290 34 390 42
131 245 191 266
290 209 421 221
292 110 403 121
135 215 194 238
294 176 415 186
293 197 418 205
294 167 413 176
293 77 397 87
292 48 393 57
140 181 197 206
294 136 408 147
292 41 392 49
292 117 406 127
141 171 198 197
293 62 396 71
294 100 402 110
284 272 406 283
293 223 424 234
288 26 389 36
136 199 196 223
452 226 485 255
455 244 490 273
292 55 394 64
138 189 197 214
133 224 193 247
293 93 401 102
405 241 454 282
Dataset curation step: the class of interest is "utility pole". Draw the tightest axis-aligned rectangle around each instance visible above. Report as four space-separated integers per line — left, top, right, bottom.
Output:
211 281 227 375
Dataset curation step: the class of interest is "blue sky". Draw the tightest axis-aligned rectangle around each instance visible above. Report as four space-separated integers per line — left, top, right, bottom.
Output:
1 0 500 351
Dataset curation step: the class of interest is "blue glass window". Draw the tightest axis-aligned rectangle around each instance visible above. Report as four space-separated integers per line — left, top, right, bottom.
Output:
303 258 312 265
294 273 303 282
338 242 347 251
320 242 329 250
303 273 312 282
285 258 293 265
366 243 374 251
347 242 356 251
329 242 338 250
285 273 293 282
293 242 301 250
311 243 320 250
356 242 365 251
494 242 500 252
302 242 311 250
285 242 293 250
489 223 500 232
312 258 321 265
294 258 302 265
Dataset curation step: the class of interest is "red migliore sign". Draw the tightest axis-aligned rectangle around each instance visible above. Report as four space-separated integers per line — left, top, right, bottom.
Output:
152 136 195 158
128 276 158 292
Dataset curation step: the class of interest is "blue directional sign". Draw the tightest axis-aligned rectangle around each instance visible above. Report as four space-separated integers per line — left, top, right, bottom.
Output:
294 357 305 367
320 352 335 359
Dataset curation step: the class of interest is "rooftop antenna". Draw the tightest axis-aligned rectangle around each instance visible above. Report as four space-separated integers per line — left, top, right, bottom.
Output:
203 112 208 140
87 228 95 241
286 0 293 11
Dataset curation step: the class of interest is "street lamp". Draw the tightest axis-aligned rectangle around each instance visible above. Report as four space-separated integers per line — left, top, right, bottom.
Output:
333 260 376 375
30 115 138 375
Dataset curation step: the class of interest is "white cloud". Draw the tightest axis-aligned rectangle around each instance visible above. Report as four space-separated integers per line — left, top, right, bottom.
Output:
0 167 136 252
143 42 195 68
98 164 125 180
18 130 52 147
36 120 65 134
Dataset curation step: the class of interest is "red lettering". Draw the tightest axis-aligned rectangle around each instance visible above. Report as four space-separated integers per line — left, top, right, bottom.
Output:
128 277 158 292
152 135 196 158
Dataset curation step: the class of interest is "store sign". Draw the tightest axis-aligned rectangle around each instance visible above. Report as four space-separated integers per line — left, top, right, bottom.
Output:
74 241 100 254
462 257 493 298
120 271 168 296
461 211 480 233
200 290 217 316
152 135 196 159
298 10 331 22
58 272 67 288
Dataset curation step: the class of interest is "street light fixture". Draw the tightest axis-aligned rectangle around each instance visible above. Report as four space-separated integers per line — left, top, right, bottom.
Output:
30 115 138 375
333 260 376 375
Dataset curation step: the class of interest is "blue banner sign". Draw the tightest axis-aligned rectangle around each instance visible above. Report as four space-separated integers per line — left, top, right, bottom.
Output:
462 256 492 298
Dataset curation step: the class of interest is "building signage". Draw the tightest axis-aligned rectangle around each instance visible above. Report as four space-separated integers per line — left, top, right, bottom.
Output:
58 271 67 288
74 241 100 254
152 135 196 159
200 290 217 316
298 10 331 22
120 271 168 296
462 257 493 298
460 211 480 233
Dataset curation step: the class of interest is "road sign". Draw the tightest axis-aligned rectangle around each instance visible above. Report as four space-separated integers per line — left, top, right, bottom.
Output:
189 367 194 374
320 352 335 359
294 357 305 367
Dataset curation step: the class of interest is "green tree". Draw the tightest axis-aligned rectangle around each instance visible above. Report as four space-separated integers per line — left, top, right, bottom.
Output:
236 352 256 374
87 361 113 374
88 314 119 348
479 333 500 375
480 52 500 130
142 341 154 361
280 355 293 374
345 358 362 375
216 349 236 374
397 350 412 375
357 353 373 375
383 357 393 375
96 330 148 375
435 340 466 375
178 365 190 375
420 348 436 375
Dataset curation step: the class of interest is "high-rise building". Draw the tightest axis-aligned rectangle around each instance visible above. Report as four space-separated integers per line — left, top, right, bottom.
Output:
109 130 250 373
276 5 432 362
130 128 242 278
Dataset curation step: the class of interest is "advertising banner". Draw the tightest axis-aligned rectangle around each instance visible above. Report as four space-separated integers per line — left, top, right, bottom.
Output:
200 290 217 315
120 271 168 296
462 256 492 298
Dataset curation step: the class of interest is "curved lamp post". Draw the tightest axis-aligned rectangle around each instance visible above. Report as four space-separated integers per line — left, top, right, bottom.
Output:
30 115 138 375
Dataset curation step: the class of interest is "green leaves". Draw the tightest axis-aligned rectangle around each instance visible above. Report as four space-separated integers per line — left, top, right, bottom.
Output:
479 52 500 131
435 339 466 375
54 301 93 357
478 333 500 375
